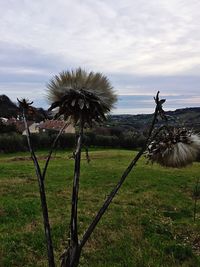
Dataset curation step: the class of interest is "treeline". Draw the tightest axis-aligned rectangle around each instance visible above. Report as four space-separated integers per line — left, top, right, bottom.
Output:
0 131 146 153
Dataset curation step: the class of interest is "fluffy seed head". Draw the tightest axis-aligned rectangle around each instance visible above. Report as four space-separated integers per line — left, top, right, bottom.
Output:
47 68 117 125
147 128 200 168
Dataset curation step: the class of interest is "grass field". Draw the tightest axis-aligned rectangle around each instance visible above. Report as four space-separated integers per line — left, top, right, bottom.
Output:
0 149 200 267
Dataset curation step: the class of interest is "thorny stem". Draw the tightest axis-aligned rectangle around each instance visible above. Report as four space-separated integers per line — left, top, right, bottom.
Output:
23 110 55 267
70 119 84 247
80 92 160 249
61 119 85 267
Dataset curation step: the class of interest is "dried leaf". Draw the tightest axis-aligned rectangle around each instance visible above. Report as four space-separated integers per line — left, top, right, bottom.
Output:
71 99 76 107
78 99 85 110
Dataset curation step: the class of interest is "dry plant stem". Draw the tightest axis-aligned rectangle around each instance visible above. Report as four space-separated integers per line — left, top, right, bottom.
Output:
80 100 159 249
68 120 84 266
42 120 70 180
23 110 56 267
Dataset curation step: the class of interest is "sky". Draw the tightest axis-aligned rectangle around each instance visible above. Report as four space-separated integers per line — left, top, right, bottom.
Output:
0 0 200 114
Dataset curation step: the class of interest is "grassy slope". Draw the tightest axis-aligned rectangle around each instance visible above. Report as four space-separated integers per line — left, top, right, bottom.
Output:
0 149 200 267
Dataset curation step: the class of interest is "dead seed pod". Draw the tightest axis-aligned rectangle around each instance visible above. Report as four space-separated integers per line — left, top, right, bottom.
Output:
47 68 117 126
147 127 200 168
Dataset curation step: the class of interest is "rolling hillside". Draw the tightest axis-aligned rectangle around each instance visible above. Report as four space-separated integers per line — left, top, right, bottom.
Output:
1 94 200 131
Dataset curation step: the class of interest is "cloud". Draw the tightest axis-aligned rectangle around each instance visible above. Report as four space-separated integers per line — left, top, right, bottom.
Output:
115 94 200 115
109 73 200 96
0 0 200 113
1 0 200 75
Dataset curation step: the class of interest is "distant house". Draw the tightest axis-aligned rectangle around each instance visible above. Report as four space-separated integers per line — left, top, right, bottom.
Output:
5 118 34 134
39 120 75 134
4 118 75 135
22 122 40 135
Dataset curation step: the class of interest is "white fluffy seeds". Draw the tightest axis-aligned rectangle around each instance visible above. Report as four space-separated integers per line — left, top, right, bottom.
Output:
147 129 200 168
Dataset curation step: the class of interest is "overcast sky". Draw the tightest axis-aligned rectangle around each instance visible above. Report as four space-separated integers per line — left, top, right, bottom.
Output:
0 0 200 114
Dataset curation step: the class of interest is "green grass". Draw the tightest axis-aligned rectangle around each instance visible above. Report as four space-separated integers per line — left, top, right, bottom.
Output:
0 149 200 267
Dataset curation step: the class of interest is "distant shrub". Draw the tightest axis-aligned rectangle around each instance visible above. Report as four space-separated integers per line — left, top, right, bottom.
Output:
120 131 146 149
94 135 119 147
84 132 96 146
121 136 137 149
0 130 147 153
0 121 17 134
24 133 53 150
58 133 76 149
0 133 26 153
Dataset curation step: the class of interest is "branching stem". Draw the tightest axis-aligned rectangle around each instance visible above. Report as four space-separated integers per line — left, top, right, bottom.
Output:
23 110 55 267
80 92 160 249
70 120 84 245
61 119 84 267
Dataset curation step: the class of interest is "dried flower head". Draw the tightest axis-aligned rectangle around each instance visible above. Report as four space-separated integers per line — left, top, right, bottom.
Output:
17 98 33 110
17 98 37 118
47 68 117 125
154 91 167 121
147 127 200 168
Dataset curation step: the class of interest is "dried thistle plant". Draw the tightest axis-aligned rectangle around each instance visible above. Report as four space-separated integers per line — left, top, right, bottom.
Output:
17 98 35 116
17 98 33 110
17 98 56 267
147 127 200 168
46 68 117 267
18 90 166 267
47 68 117 125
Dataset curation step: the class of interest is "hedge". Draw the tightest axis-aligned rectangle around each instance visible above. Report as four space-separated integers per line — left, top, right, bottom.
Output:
0 132 145 153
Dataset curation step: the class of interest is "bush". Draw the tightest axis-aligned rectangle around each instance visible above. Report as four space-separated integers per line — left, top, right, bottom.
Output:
29 133 48 150
28 133 77 150
0 121 17 134
58 133 76 149
0 133 26 153
84 132 95 146
0 130 146 153
93 135 119 147
120 131 146 149
0 133 77 153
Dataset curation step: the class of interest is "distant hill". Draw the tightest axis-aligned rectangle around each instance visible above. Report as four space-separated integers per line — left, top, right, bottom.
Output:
0 95 48 121
0 95 18 118
1 94 200 131
108 107 200 132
